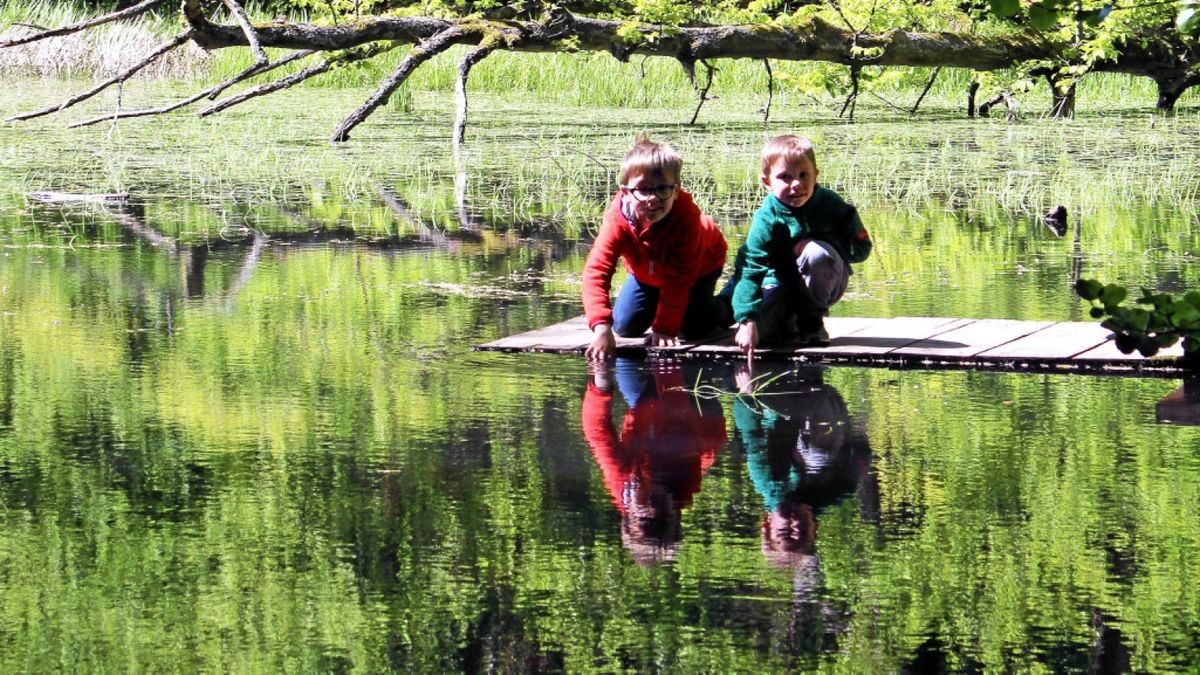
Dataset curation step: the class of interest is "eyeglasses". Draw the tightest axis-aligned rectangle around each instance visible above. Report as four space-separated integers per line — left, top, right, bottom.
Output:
622 183 677 201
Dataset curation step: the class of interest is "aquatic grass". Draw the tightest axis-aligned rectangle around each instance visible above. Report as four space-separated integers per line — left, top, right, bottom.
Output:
0 0 211 79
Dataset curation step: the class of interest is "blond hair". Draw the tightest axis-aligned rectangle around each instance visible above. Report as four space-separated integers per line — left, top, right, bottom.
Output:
761 134 817 175
619 134 683 185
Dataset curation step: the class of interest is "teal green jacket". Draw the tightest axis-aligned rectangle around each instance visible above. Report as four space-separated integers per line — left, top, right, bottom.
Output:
731 187 872 323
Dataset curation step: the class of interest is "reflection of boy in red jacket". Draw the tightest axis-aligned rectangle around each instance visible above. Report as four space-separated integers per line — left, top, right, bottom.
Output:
582 361 728 565
582 136 730 361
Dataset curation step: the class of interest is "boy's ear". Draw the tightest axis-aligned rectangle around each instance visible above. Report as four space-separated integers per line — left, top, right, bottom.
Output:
760 173 771 187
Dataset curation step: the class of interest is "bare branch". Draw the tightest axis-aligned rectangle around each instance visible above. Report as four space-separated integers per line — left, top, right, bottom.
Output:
910 66 941 115
825 0 859 34
331 27 464 143
455 41 501 149
201 61 332 117
65 49 314 129
202 44 396 118
8 30 193 122
762 58 773 126
0 0 170 49
839 64 861 120
688 60 717 126
222 0 268 66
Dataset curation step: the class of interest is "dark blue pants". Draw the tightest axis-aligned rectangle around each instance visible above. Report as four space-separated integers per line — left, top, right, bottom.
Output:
611 267 731 340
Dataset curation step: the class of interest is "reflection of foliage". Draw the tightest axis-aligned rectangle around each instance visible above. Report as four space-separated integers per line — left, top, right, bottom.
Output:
1076 278 1200 358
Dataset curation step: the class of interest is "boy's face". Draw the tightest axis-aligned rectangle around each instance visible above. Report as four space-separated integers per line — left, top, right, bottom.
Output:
621 169 678 224
762 156 818 209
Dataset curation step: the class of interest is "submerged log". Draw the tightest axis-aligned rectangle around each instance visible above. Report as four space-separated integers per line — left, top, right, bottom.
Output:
28 191 131 204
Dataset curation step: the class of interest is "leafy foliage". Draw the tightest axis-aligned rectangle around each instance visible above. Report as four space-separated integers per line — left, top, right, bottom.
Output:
1076 279 1200 359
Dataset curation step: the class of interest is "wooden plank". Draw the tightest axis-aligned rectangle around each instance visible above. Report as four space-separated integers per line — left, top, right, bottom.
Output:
477 315 590 351
976 321 1111 360
474 316 1192 377
814 316 973 355
685 316 887 358
885 319 1056 359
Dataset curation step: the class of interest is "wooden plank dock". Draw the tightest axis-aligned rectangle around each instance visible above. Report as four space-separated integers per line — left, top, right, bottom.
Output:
474 316 1195 377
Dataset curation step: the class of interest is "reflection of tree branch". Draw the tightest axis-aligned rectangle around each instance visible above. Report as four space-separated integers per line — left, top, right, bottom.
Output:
226 228 268 297
376 184 450 244
105 203 179 254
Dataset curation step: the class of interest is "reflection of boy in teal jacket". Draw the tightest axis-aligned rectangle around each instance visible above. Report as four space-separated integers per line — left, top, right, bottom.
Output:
731 367 869 569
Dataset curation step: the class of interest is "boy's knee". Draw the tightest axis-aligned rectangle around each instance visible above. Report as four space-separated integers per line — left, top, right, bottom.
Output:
612 321 647 338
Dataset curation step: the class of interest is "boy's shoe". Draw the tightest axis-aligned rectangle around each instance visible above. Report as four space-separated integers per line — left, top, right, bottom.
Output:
796 316 830 347
805 324 831 347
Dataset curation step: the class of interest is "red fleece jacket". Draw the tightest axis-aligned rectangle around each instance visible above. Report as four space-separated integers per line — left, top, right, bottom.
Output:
582 190 727 337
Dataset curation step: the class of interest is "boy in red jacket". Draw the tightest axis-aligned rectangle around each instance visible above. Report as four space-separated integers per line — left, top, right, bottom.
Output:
582 136 730 360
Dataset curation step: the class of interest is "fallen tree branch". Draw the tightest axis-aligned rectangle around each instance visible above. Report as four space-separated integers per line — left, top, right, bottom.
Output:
180 13 1055 72
222 0 267 66
65 48 314 128
0 0 169 48
331 27 464 142
201 43 395 118
8 30 193 122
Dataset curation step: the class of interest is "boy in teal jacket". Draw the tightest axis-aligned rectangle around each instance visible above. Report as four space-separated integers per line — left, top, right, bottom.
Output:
728 135 872 356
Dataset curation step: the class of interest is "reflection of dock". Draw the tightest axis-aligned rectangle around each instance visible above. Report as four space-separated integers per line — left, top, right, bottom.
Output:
475 316 1193 376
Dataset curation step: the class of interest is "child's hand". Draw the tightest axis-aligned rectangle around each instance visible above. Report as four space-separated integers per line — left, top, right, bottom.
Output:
735 321 758 360
791 238 813 257
585 323 617 361
646 331 679 348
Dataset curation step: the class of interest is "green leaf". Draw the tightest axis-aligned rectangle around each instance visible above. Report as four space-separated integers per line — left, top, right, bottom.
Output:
1138 338 1160 358
990 0 1020 18
1114 333 1139 354
1184 336 1200 354
1185 291 1200 309
1170 304 1200 326
1099 284 1127 309
1075 278 1102 301
1081 5 1113 26
1028 2 1060 30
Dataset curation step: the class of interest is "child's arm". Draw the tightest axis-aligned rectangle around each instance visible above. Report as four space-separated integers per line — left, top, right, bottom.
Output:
730 214 780 357
582 213 625 360
840 205 872 263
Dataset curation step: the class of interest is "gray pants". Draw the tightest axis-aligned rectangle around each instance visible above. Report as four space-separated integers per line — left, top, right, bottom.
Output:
759 240 848 343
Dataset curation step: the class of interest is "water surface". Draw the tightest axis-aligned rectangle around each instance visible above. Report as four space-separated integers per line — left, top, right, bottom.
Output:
1 81 1199 671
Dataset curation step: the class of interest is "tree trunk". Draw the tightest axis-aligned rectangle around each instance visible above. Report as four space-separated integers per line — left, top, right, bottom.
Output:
1155 75 1198 110
1047 73 1076 119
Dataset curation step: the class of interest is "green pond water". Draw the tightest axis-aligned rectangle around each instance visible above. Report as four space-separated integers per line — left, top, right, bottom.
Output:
1 80 1200 671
